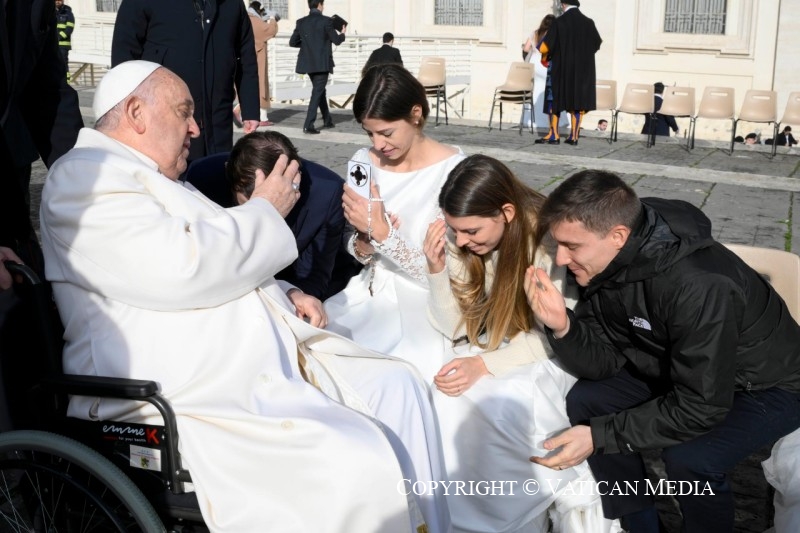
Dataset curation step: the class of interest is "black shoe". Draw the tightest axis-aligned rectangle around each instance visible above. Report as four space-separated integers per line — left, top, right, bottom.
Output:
534 137 560 145
303 127 321 134
564 138 579 146
322 121 335 129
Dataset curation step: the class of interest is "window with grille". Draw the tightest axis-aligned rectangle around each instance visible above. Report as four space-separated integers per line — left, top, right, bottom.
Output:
96 0 122 12
434 0 483 26
261 0 288 20
664 0 727 35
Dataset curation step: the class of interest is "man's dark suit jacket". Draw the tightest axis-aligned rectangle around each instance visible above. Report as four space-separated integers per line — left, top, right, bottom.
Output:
111 0 259 161
776 132 798 146
289 9 345 75
185 154 352 300
1 0 83 260
364 44 403 71
642 94 679 137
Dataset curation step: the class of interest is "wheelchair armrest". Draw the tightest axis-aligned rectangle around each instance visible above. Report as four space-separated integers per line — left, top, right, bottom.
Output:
41 374 192 492
41 374 159 399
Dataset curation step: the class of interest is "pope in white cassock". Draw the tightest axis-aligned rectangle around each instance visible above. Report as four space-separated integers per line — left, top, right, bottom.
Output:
39 61 447 533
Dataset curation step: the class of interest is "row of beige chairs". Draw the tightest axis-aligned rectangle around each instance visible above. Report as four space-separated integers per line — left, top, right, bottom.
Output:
418 58 536 133
597 81 800 157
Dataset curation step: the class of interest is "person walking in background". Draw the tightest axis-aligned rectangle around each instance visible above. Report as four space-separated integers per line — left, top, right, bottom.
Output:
538 0 602 146
642 82 679 137
55 0 75 82
111 0 261 163
289 0 346 134
777 125 798 147
362 32 403 74
241 1 279 128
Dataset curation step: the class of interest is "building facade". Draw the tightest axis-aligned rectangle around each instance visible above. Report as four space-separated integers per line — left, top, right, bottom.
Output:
67 0 800 139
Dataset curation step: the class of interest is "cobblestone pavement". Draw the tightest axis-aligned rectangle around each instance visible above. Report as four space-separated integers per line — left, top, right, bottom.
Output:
27 84 800 533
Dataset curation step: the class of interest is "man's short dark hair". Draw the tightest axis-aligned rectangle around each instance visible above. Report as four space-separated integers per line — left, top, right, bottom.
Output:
598 119 608 125
538 170 642 238
382 32 394 44
654 82 665 95
308 0 322 9
228 131 300 199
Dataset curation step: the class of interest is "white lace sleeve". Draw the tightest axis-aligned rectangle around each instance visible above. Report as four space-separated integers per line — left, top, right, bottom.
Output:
371 213 428 283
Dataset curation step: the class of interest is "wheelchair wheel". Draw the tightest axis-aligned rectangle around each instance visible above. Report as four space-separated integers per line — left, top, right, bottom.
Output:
0 430 165 532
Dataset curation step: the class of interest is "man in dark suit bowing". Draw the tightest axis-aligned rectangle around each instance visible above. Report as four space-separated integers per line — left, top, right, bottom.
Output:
289 0 346 135
186 131 353 300
363 32 403 74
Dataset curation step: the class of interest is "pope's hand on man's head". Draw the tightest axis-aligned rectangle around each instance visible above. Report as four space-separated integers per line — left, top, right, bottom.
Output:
250 154 302 218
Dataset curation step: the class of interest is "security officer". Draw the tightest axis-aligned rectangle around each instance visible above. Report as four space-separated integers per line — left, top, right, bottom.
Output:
55 0 75 82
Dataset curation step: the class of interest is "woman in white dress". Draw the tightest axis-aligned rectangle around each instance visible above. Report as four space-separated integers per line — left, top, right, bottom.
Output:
423 155 620 533
323 64 466 533
325 64 466 380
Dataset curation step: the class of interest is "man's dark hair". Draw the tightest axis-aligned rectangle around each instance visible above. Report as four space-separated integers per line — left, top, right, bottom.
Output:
227 131 300 199
308 0 322 9
654 82 665 95
382 32 394 44
538 170 641 238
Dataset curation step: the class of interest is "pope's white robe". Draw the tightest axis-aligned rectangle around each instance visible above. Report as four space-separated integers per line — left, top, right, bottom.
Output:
39 128 427 533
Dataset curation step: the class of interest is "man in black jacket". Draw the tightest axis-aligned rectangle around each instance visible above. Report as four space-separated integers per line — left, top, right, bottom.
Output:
363 32 403 74
111 0 260 162
289 0 346 134
1 0 83 274
524 170 800 532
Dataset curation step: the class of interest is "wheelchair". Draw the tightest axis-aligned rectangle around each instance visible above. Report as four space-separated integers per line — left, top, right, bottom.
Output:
0 261 206 532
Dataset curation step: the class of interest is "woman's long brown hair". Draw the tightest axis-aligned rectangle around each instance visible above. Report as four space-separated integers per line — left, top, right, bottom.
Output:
438 155 545 351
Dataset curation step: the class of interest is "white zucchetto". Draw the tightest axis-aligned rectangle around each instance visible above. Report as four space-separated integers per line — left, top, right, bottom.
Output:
93 60 162 120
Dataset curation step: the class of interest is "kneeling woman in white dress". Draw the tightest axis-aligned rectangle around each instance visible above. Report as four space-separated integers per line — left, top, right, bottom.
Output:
424 155 620 533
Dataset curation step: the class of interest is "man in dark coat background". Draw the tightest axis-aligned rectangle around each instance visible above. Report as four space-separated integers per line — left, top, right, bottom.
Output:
1 0 83 432
111 0 260 162
539 0 601 145
363 32 403 74
289 0 346 134
1 0 83 273
642 82 679 137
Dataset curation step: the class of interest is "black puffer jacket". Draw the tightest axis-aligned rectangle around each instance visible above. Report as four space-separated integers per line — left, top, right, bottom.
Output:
551 198 800 455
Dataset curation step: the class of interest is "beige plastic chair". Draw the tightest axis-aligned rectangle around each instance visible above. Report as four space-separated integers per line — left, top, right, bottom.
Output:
732 89 778 158
658 86 695 150
595 80 617 144
724 244 800 324
488 62 535 135
690 86 735 152
417 57 448 126
613 83 655 147
775 92 800 156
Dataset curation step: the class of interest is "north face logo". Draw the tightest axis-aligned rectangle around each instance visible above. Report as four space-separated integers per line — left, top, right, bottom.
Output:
629 316 652 331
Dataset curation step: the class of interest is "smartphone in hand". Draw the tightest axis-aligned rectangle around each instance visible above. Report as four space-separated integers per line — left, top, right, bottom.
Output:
347 160 372 199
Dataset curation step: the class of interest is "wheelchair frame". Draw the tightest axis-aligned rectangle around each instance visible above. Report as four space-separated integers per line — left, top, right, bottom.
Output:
0 261 205 531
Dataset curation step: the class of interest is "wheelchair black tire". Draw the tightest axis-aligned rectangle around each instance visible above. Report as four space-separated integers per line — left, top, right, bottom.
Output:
0 429 166 532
